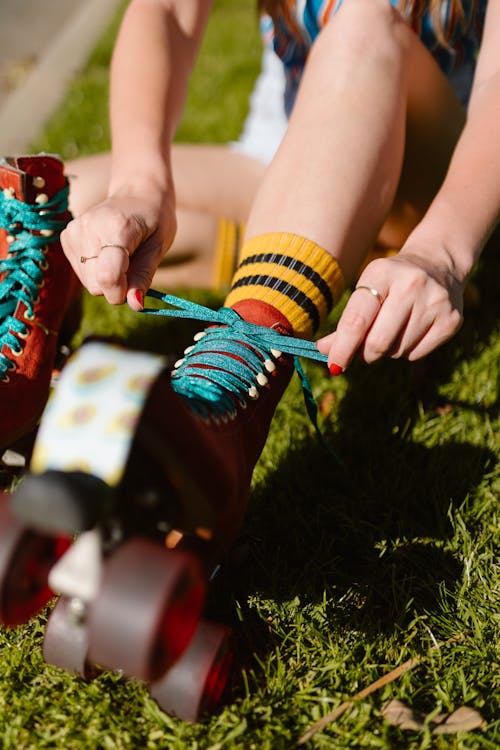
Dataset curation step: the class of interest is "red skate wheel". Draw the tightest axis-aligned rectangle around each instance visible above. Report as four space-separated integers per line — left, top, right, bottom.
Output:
43 596 94 678
0 493 70 626
87 538 205 683
150 620 234 722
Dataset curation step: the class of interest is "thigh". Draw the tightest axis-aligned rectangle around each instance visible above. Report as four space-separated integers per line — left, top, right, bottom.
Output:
68 146 266 225
377 29 466 251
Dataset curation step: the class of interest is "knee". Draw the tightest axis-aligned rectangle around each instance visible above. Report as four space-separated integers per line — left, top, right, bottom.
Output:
312 0 408 68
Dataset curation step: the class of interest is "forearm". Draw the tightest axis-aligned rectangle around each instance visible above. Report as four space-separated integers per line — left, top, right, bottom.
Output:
404 75 500 280
108 0 212 196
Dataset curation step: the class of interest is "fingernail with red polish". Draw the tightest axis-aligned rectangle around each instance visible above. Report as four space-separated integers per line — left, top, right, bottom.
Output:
329 362 344 376
135 290 144 309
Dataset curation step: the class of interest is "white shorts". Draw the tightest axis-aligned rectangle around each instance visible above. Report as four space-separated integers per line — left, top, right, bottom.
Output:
231 43 288 166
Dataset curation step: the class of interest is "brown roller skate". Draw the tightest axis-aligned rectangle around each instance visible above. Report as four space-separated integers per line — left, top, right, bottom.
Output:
2 291 326 721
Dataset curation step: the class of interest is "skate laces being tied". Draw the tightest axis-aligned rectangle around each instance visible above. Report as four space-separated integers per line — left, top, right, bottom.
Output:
142 289 329 436
0 185 69 381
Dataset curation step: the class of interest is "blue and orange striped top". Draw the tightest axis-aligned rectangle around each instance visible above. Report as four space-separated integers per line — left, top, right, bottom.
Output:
261 0 487 113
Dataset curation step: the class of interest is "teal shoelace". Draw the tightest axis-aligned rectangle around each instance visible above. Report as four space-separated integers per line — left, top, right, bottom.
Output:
142 289 329 435
0 185 69 381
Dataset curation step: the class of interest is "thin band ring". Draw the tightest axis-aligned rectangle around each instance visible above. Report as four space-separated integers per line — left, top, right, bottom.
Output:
80 243 130 264
100 243 130 257
354 285 385 306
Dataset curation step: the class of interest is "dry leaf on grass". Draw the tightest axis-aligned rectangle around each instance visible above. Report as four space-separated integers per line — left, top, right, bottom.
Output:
382 699 486 734
297 634 464 745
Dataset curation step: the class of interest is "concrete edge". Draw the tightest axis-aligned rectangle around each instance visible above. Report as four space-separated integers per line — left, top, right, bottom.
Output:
0 0 123 154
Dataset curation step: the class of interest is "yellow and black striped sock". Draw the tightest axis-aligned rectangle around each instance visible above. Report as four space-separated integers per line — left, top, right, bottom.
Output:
224 232 344 338
212 218 246 290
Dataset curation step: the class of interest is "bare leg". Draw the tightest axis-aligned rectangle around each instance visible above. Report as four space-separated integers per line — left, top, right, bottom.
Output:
67 146 266 288
170 144 265 223
245 0 465 283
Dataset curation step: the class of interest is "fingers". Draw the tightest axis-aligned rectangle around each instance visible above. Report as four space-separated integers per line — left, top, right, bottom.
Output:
126 230 166 310
316 255 465 372
62 207 142 303
63 226 132 305
317 282 389 372
60 197 170 307
94 244 130 304
405 308 462 360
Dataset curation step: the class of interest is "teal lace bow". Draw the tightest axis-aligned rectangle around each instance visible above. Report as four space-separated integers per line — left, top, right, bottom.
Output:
142 289 329 438
0 185 69 379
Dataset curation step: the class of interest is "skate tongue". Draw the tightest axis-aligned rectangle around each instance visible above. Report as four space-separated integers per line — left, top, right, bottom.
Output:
229 299 293 335
15 155 67 200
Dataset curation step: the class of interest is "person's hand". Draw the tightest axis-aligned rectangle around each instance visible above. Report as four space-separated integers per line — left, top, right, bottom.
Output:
317 249 465 372
61 188 176 311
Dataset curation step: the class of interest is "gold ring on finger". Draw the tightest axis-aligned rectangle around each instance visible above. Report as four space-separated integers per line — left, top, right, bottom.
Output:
354 285 385 306
100 243 130 257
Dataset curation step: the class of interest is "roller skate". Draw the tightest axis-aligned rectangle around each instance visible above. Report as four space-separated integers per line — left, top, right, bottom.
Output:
0 286 312 720
0 154 81 467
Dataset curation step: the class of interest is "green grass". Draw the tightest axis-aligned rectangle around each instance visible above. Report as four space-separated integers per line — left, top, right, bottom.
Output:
35 0 261 159
1 1 499 748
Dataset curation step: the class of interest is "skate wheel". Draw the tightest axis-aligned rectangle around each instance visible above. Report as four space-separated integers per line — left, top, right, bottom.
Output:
150 621 234 722
87 538 205 682
0 493 70 626
43 596 94 677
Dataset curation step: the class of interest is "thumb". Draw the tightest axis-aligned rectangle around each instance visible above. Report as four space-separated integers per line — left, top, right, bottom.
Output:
126 224 174 310
126 249 158 312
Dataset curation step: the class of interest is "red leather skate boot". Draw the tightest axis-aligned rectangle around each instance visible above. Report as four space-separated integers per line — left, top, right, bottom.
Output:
0 154 81 454
130 291 326 556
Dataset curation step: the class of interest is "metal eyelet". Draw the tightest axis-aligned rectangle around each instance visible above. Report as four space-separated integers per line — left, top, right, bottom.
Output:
39 259 49 271
248 385 259 400
9 344 23 356
24 309 35 321
0 374 10 383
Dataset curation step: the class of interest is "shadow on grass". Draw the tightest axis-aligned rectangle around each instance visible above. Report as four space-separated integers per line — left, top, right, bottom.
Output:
216 237 499 652
14 240 496 710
